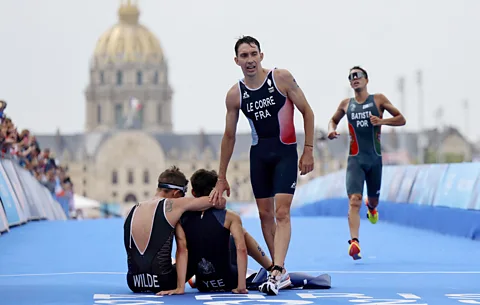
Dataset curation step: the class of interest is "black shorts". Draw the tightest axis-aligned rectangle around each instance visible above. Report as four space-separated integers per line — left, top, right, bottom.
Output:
127 264 195 293
345 156 382 198
195 265 238 292
249 138 298 199
194 236 239 292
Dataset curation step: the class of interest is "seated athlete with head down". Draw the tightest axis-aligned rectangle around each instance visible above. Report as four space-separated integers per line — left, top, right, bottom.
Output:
123 166 226 294
158 169 278 295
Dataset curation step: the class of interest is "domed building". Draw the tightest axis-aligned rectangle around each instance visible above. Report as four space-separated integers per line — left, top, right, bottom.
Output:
34 1 329 217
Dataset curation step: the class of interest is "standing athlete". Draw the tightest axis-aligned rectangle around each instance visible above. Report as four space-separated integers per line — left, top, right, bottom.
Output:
327 66 406 260
209 35 315 295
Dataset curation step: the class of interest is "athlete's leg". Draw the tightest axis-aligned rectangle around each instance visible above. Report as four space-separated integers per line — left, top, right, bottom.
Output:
270 144 297 272
256 198 276 260
258 144 297 295
272 193 293 270
365 158 382 224
345 157 366 259
244 229 273 270
250 145 276 261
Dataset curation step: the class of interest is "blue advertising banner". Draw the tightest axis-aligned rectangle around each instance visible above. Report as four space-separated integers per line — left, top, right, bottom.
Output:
15 165 44 220
433 163 480 210
0 203 8 233
0 165 22 226
386 166 407 202
408 164 449 205
379 166 395 202
1 159 31 219
395 165 419 203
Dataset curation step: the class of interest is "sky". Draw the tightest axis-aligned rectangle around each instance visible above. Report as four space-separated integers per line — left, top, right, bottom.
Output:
0 0 479 143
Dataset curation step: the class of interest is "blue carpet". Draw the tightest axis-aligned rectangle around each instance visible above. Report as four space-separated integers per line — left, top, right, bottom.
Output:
0 217 479 305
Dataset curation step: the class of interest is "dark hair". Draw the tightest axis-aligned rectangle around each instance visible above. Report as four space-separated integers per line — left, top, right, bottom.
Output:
234 35 261 56
350 66 368 79
190 169 218 197
157 166 188 193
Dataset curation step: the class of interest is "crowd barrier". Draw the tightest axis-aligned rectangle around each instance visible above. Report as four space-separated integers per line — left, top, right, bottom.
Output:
0 158 67 235
291 162 480 240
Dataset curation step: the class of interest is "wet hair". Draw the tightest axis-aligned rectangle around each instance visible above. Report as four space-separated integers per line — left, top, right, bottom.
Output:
350 66 368 79
157 166 188 194
234 35 261 56
190 169 218 197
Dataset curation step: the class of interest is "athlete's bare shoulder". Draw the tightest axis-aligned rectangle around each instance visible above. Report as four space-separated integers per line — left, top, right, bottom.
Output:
339 97 350 112
225 82 241 109
373 93 388 102
272 68 294 84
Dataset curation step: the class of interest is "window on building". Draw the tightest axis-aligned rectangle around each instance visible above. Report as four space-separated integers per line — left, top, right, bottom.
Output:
143 170 149 184
157 104 162 124
128 169 134 185
115 104 123 127
112 170 118 184
116 71 123 85
97 104 102 124
153 71 159 84
137 71 143 85
99 71 105 85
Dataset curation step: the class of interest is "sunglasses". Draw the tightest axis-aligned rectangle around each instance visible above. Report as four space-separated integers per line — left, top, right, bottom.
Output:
348 71 366 81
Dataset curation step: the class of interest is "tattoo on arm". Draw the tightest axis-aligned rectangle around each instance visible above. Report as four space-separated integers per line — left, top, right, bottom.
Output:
257 245 266 257
165 199 173 212
293 78 300 88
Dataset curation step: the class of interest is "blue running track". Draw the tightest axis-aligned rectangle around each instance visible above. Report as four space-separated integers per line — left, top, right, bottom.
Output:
0 216 479 305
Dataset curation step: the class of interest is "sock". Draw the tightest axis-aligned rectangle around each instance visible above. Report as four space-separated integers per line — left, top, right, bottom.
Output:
349 238 359 244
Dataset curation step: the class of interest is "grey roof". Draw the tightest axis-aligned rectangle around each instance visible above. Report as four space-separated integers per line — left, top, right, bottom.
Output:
33 125 476 164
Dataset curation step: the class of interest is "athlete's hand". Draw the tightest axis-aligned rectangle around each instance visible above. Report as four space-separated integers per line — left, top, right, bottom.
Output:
156 287 185 295
327 130 340 140
369 114 383 126
299 149 314 175
232 287 249 294
209 178 230 204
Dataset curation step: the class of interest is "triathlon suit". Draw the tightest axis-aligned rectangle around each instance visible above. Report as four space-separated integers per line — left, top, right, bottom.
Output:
180 209 238 292
123 199 178 293
345 94 383 197
238 68 298 199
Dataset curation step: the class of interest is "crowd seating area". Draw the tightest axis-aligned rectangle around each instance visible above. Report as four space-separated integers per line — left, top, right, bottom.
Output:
0 100 68 234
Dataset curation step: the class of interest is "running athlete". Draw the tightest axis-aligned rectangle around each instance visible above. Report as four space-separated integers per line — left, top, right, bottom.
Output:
161 169 275 295
327 66 406 260
123 166 226 294
209 35 315 295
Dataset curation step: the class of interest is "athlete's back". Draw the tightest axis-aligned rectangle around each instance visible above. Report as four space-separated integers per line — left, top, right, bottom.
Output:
180 208 235 292
123 199 176 293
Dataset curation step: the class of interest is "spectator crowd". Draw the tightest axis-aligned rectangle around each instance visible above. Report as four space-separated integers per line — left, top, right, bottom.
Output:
0 100 74 218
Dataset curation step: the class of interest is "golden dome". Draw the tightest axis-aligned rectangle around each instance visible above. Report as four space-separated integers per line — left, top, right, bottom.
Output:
93 0 164 65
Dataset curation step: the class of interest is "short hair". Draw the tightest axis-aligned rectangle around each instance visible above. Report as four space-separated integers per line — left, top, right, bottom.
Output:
157 166 188 193
234 35 261 56
190 169 218 197
350 66 368 79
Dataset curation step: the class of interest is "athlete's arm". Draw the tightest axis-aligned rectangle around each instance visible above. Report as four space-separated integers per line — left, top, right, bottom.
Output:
210 85 241 204
275 69 315 147
328 99 349 139
174 223 188 292
226 212 248 292
275 69 315 175
164 197 226 228
372 94 406 126
219 85 241 180
157 223 188 296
